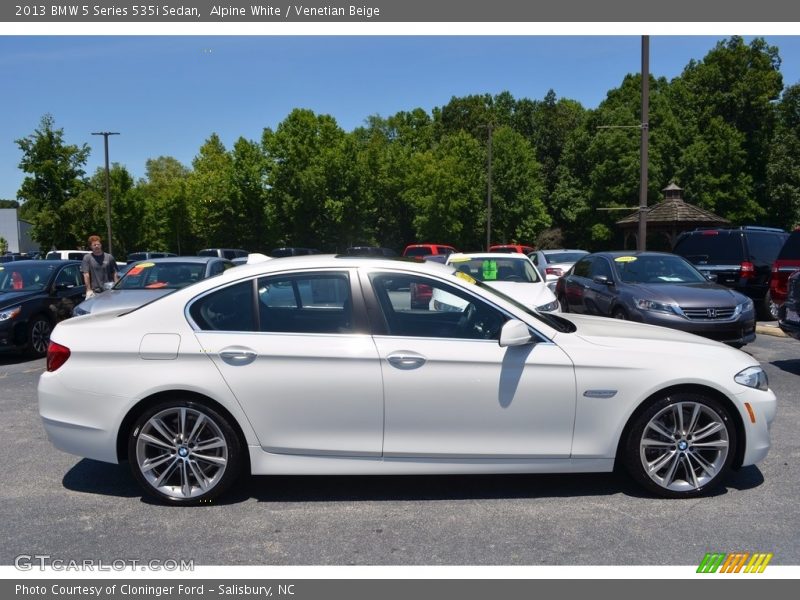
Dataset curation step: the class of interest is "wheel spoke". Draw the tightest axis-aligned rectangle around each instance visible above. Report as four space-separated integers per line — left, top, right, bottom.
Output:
647 449 678 474
660 453 681 487
141 451 175 473
683 455 700 489
641 437 675 448
192 452 227 467
151 418 177 443
688 450 717 477
647 420 675 441
139 432 175 451
674 403 685 436
179 408 188 440
154 457 181 487
193 437 226 453
188 461 211 491
692 439 729 449
180 462 191 498
692 421 724 442
187 414 207 444
686 404 702 435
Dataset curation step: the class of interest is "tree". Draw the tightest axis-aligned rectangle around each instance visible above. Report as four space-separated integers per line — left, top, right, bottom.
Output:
767 84 800 229
137 156 191 253
15 114 90 249
186 134 234 249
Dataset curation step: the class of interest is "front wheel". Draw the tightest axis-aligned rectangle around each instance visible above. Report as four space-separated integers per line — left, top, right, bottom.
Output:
612 307 628 320
128 400 243 505
623 393 736 498
26 316 52 357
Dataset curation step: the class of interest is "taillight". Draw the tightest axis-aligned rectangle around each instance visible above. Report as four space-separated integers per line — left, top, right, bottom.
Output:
740 261 755 279
46 341 71 372
545 267 563 277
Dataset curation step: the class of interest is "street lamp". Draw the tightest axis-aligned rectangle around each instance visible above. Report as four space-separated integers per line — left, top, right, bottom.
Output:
91 131 119 255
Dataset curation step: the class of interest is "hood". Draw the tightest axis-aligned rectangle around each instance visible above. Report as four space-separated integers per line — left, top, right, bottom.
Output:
624 282 743 306
485 281 557 308
74 288 175 316
558 312 723 348
0 290 38 308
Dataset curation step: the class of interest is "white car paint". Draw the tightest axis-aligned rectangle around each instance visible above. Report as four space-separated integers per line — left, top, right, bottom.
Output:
38 255 776 502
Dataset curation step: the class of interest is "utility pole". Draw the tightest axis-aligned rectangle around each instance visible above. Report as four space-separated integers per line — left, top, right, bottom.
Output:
485 122 493 250
91 131 120 256
639 35 650 251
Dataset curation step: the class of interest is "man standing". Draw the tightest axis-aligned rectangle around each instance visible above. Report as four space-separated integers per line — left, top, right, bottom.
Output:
81 235 119 297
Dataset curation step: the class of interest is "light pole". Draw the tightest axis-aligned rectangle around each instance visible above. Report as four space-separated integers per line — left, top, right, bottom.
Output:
481 122 494 250
91 131 119 255
638 35 650 251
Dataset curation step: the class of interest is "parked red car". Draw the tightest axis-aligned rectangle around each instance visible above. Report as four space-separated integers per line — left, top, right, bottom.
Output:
402 244 457 258
769 228 800 319
488 244 536 255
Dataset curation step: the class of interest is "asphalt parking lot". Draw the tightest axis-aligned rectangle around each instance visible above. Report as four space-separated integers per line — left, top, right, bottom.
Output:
0 330 797 566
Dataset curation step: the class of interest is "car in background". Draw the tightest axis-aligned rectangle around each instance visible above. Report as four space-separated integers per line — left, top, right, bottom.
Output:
402 243 457 258
529 249 589 292
489 244 536 255
73 256 233 316
127 251 177 262
442 252 560 313
672 226 788 320
39 254 776 503
0 252 36 263
0 260 85 356
270 247 321 258
768 228 800 319
45 250 91 261
198 248 249 260
556 251 756 346
778 270 800 340
344 246 398 257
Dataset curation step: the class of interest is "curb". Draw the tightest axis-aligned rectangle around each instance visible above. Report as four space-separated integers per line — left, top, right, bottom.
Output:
756 323 788 338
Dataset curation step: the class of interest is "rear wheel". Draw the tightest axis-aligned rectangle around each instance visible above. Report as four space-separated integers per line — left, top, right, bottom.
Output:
766 292 780 321
558 294 569 312
612 307 628 320
128 400 243 505
623 393 736 498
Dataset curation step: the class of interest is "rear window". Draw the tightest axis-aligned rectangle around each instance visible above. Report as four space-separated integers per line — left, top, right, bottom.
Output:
404 247 433 257
746 232 788 265
673 232 744 264
777 231 800 261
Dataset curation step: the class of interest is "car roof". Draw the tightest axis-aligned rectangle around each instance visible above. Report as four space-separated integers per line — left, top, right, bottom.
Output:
126 256 226 265
0 259 80 266
216 253 456 277
539 249 588 254
448 252 531 260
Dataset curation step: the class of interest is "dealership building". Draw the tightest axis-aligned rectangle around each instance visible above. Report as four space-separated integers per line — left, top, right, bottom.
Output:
0 208 37 253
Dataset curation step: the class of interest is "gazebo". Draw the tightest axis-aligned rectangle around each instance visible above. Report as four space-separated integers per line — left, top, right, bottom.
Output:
616 183 730 250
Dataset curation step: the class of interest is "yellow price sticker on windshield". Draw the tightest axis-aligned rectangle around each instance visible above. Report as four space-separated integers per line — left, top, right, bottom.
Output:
455 271 476 284
615 256 638 263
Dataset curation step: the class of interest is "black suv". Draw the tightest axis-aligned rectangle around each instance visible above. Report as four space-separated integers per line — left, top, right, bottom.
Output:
673 226 789 319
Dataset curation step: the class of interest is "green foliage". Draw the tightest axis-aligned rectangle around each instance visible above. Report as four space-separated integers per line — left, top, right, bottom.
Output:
15 114 89 249
0 237 7 254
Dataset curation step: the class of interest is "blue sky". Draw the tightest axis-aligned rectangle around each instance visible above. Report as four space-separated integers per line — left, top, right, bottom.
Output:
2 35 800 201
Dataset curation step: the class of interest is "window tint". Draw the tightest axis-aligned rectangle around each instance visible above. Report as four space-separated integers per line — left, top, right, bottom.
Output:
189 281 256 331
673 232 744 264
589 257 613 280
257 273 352 334
370 273 506 340
747 232 788 266
777 231 800 260
572 257 592 278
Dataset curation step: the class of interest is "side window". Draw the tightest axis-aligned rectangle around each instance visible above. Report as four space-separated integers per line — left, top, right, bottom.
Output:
370 273 506 340
747 233 787 266
589 258 612 280
189 281 256 332
257 273 352 334
55 265 81 287
572 257 593 278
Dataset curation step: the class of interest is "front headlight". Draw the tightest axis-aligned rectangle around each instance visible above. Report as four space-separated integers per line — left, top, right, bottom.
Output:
73 305 89 316
536 300 559 312
735 366 769 391
0 306 22 322
634 298 678 314
737 298 754 314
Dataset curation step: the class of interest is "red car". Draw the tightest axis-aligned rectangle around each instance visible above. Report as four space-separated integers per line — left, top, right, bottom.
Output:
769 228 800 319
402 243 457 258
488 244 536 255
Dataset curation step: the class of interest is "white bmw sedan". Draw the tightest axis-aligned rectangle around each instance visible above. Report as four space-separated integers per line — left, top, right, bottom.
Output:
38 255 776 504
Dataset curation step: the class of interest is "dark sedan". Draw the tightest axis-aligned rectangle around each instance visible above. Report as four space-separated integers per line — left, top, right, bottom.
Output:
778 270 800 340
0 260 85 356
74 256 233 316
556 251 756 346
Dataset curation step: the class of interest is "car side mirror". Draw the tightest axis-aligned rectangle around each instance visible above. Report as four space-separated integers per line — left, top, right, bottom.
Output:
593 275 614 286
499 319 533 347
705 273 718 282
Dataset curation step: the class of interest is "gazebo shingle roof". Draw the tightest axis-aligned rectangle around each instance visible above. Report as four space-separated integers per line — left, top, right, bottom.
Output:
616 198 729 227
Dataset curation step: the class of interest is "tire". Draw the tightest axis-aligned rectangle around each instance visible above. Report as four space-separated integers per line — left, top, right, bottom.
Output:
128 400 243 505
612 307 628 320
26 316 52 358
765 292 780 321
623 392 736 498
558 295 569 312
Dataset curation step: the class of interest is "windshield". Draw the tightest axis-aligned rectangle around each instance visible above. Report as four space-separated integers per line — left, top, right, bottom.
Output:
614 255 708 284
0 264 55 292
449 256 541 283
116 262 205 290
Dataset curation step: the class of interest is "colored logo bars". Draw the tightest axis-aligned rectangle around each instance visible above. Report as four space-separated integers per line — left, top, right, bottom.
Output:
697 552 773 573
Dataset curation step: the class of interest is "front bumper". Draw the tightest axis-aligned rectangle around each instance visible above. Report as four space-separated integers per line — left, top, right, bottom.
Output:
632 310 756 345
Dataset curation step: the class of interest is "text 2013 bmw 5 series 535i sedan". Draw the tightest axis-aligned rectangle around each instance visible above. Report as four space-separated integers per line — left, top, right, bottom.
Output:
39 255 776 504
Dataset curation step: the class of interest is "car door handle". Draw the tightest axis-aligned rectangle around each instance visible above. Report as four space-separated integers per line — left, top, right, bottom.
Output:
387 353 426 370
219 348 257 366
